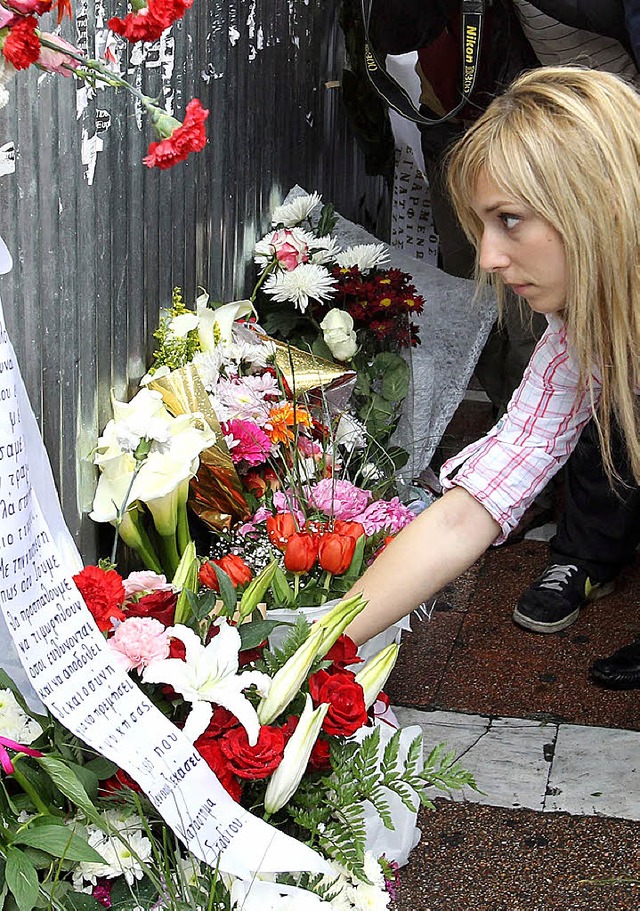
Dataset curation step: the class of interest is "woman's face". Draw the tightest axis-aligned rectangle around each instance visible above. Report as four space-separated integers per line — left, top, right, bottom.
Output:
471 172 567 314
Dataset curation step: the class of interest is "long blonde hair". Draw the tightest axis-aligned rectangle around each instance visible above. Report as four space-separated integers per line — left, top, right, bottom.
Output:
447 66 640 484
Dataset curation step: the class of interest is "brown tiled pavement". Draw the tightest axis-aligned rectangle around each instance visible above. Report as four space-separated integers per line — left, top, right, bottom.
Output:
386 394 640 910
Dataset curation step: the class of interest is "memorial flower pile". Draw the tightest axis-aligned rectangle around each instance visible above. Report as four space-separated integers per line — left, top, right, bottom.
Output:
0 0 208 169
45 566 476 910
253 191 426 455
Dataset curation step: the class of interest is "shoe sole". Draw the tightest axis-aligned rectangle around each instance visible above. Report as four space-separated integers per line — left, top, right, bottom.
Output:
512 580 616 634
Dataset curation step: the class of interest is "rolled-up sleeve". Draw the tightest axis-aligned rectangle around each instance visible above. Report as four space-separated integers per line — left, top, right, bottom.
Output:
440 316 598 543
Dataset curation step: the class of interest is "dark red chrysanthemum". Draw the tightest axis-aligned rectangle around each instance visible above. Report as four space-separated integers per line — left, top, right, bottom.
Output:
2 16 41 71
143 98 209 170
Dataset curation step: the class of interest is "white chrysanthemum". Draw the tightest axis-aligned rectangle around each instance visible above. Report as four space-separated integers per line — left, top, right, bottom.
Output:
335 413 367 450
72 814 152 888
0 689 42 744
193 349 226 391
263 263 336 312
335 243 390 272
271 192 322 227
309 234 341 265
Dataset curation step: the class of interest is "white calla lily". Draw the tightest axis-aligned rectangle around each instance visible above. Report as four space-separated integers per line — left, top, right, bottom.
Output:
142 621 271 745
196 296 256 350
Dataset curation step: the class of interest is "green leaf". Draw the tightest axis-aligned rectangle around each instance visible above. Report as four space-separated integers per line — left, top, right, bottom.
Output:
311 336 335 362
339 533 366 587
238 619 282 651
82 756 119 781
212 565 238 615
33 756 101 824
378 354 410 402
14 825 106 864
58 891 104 911
6 847 39 911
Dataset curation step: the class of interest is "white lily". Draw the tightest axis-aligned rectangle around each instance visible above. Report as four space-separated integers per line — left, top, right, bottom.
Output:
354 643 400 709
195 294 256 350
263 694 329 815
142 621 271 745
257 622 326 725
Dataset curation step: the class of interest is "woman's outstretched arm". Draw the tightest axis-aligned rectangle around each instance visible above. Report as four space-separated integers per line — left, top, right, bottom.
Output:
345 486 500 645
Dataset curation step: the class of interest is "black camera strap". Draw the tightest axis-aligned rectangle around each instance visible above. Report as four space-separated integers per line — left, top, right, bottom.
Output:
361 0 486 125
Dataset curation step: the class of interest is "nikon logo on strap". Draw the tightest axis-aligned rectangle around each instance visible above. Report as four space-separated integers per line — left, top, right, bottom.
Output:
360 0 486 126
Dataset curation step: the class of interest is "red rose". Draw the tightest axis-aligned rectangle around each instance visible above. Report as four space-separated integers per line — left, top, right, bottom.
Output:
265 512 297 551
308 736 332 771
218 725 285 780
244 469 267 498
143 98 209 170
198 554 252 591
318 533 356 575
73 565 125 633
325 634 363 670
284 532 318 573
126 589 177 627
201 705 240 738
308 669 368 737
194 735 242 802
2 16 41 71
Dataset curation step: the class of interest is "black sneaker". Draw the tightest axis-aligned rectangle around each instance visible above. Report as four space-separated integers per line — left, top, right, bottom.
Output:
513 563 615 633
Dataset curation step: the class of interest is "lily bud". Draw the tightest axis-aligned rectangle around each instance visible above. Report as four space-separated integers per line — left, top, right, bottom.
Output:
354 643 400 709
257 622 326 725
263 695 329 815
312 593 367 659
237 559 278 623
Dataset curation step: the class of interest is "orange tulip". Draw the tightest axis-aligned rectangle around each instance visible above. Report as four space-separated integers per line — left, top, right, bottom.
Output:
284 533 319 573
266 512 298 551
333 520 365 541
318 533 356 575
199 554 253 591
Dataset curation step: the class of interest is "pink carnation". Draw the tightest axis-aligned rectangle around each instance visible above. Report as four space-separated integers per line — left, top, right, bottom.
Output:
355 497 415 536
38 33 82 76
308 478 372 520
108 617 170 673
123 570 173 598
223 419 272 466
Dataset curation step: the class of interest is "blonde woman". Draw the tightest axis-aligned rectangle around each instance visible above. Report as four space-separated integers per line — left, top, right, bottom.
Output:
346 66 640 686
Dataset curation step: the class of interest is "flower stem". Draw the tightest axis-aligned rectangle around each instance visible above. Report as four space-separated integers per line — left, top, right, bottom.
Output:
250 258 277 302
11 766 51 815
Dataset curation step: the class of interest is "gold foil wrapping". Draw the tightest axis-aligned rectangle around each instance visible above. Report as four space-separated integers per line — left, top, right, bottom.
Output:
148 364 250 530
148 333 356 531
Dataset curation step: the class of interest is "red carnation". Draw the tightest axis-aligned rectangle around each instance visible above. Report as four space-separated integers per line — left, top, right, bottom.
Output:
218 725 285 780
108 0 193 44
194 734 242 802
143 98 208 170
73 565 126 633
125 588 177 627
201 705 240 739
308 668 368 737
2 16 41 71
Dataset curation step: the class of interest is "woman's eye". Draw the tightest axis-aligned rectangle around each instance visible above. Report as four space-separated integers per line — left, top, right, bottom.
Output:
500 213 520 230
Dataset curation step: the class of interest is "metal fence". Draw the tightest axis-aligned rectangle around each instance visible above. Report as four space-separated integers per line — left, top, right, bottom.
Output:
0 0 387 560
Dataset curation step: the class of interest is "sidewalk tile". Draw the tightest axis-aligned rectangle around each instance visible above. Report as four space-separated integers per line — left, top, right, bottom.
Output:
546 723 640 820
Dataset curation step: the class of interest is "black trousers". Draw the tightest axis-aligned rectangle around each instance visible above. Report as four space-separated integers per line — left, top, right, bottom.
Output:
551 419 640 582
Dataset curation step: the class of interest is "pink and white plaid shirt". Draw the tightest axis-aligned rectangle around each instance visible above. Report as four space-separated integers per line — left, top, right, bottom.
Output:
440 314 597 543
